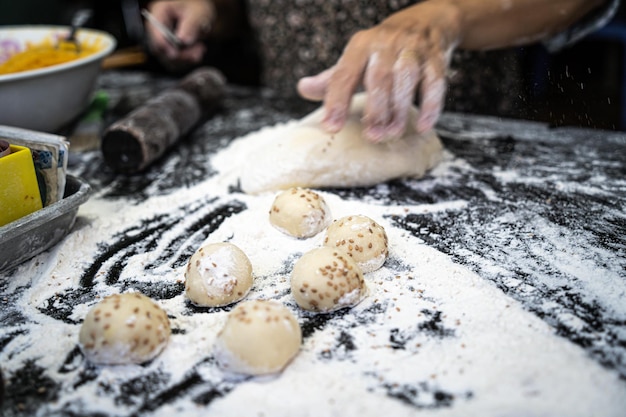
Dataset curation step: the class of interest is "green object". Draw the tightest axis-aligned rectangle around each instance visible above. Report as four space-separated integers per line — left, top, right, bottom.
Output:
82 90 109 123
69 91 109 152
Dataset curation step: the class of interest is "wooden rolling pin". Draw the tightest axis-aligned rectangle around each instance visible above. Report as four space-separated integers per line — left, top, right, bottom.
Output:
102 47 147 69
101 67 226 173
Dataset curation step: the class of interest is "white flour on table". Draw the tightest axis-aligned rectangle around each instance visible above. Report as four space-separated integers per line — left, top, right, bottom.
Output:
1 120 625 417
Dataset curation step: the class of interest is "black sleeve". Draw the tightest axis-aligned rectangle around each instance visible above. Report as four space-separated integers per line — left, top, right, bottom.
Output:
543 0 620 51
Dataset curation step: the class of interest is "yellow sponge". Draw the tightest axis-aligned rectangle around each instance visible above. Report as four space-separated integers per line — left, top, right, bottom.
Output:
0 145 43 227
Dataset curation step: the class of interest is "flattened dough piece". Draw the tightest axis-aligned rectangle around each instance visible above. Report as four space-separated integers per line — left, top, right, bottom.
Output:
237 93 444 194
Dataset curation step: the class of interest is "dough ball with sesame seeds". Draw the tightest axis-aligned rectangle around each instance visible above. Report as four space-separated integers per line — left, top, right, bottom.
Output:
78 292 171 365
213 299 302 375
290 247 366 313
323 215 388 273
269 187 331 238
185 242 254 307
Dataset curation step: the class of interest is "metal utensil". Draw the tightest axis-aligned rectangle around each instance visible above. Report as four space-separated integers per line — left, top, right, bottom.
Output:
141 9 185 49
60 9 93 52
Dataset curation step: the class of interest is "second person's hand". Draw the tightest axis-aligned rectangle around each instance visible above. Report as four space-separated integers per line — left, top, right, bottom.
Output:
146 0 215 68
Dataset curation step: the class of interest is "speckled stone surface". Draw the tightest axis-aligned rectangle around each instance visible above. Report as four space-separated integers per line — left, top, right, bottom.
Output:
0 71 624 416
245 0 525 117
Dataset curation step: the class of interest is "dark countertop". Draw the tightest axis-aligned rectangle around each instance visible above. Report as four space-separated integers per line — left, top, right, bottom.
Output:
1 70 625 416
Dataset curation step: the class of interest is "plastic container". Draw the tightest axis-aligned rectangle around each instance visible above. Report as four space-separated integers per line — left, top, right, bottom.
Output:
0 144 43 227
0 175 91 272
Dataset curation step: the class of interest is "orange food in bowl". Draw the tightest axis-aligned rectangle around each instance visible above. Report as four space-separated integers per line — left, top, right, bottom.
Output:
0 26 116 132
0 38 102 75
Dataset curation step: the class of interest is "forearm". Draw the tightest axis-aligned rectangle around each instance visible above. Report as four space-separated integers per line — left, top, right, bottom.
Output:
388 0 607 51
447 0 606 49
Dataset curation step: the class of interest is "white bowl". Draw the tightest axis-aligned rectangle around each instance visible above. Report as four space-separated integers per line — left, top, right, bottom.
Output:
0 26 116 133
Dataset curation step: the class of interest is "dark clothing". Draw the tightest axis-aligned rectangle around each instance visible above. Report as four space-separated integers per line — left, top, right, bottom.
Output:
244 0 619 117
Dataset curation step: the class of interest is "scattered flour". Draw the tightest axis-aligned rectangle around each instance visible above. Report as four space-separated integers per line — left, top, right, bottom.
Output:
1 117 625 416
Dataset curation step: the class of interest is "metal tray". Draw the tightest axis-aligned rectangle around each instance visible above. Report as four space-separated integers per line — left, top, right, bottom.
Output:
0 175 91 273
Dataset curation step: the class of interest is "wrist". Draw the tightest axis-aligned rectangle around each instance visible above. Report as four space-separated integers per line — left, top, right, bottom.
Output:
384 0 463 49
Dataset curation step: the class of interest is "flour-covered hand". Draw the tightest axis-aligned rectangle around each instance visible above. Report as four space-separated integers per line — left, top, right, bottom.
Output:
297 2 461 143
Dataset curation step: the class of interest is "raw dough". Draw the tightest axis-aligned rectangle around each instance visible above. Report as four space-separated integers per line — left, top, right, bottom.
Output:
323 215 389 273
185 242 254 307
213 299 302 375
290 247 366 313
233 93 444 194
269 187 331 238
78 292 171 365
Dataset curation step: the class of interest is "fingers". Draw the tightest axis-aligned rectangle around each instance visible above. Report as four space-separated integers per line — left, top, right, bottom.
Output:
303 34 448 141
321 32 371 133
174 2 214 46
297 67 334 101
362 49 394 142
416 60 446 133
146 2 178 59
362 39 447 141
387 49 421 139
171 44 207 64
146 0 213 65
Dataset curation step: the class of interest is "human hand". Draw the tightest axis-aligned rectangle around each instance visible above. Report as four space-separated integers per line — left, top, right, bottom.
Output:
297 1 462 142
146 0 215 68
